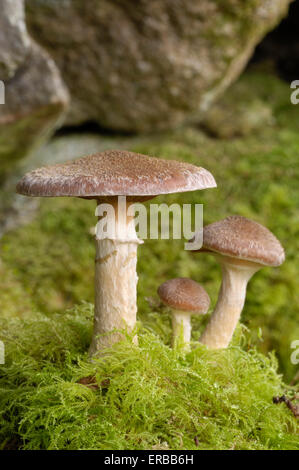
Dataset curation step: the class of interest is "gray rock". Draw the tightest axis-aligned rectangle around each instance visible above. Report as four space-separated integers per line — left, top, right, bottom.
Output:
0 0 69 178
26 0 291 133
0 43 69 176
0 0 30 80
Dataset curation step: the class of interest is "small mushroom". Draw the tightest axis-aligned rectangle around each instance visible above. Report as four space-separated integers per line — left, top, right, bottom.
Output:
158 278 210 348
16 150 216 354
191 216 285 349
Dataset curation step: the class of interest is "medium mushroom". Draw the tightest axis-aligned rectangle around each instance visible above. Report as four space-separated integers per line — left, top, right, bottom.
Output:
16 150 216 355
158 278 210 348
191 216 285 349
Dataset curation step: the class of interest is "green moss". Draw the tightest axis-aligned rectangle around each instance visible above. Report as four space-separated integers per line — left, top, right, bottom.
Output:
0 197 96 313
0 305 298 450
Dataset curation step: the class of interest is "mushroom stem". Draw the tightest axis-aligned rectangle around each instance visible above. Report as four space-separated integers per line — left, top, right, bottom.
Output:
89 200 142 355
171 310 191 348
199 259 258 349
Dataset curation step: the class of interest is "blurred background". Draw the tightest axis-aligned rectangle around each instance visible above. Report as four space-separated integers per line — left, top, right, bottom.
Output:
0 0 298 382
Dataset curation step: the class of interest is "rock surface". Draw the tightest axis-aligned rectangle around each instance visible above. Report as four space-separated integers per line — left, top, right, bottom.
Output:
0 42 69 176
0 0 30 80
0 0 69 179
26 0 291 132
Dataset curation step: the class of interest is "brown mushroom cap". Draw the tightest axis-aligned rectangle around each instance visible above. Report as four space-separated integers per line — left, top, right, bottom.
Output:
16 150 216 198
196 216 285 267
158 278 210 313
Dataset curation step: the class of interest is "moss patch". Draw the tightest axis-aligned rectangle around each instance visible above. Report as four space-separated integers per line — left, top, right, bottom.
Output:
0 305 298 450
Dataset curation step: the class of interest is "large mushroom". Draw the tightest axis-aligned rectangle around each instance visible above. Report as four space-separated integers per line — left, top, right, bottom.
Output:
158 278 210 349
191 216 285 349
16 150 216 354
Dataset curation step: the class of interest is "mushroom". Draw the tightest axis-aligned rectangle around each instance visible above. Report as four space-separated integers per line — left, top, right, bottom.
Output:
191 216 285 349
158 278 210 348
16 150 216 355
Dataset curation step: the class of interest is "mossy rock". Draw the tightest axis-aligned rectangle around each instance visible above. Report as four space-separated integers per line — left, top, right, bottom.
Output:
201 97 274 139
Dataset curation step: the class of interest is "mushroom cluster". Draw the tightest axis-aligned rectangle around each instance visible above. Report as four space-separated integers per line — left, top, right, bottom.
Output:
16 150 285 354
157 216 284 350
16 149 216 355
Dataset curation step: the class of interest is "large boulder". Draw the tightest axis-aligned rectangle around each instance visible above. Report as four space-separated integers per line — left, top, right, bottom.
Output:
0 0 30 80
26 0 291 133
0 0 69 180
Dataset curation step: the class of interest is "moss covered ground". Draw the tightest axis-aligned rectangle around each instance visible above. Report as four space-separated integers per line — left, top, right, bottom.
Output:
0 66 298 449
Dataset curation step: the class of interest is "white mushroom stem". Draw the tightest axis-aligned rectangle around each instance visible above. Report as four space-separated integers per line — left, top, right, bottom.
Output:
171 310 191 349
89 199 143 355
199 257 259 349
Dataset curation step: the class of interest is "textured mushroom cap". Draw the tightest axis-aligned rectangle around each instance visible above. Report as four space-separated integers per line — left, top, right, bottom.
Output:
16 150 216 198
158 278 210 313
197 216 285 267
